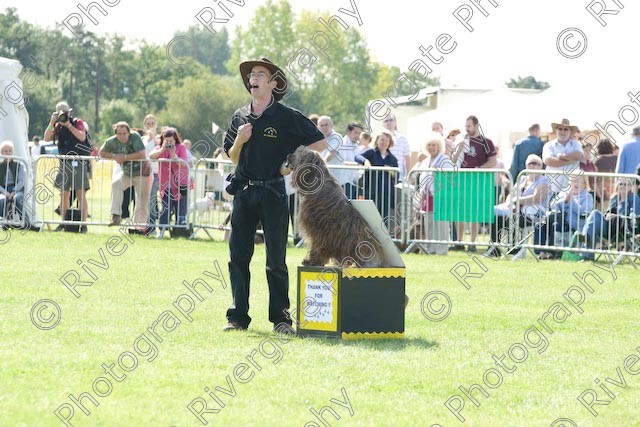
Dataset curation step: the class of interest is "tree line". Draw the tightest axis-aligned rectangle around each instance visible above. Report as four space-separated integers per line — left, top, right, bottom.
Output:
1 1 438 157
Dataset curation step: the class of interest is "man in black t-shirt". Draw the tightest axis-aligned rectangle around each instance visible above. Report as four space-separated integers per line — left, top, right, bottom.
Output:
43 101 92 231
222 58 326 333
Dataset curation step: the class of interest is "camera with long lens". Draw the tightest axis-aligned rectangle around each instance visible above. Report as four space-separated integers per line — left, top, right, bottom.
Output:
57 110 71 123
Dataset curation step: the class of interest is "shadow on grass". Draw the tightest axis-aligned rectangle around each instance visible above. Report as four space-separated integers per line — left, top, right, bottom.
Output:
245 330 438 351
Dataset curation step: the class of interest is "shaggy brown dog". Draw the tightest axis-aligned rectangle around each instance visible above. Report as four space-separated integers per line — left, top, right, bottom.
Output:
287 146 385 268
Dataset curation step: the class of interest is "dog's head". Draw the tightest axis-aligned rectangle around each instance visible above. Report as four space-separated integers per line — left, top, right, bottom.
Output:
287 146 327 194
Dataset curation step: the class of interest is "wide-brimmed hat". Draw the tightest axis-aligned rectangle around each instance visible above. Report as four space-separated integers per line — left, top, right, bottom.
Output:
239 58 288 101
551 118 579 133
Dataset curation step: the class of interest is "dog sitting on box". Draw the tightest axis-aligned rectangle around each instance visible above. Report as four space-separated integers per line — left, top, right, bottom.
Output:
287 146 408 308
286 146 385 268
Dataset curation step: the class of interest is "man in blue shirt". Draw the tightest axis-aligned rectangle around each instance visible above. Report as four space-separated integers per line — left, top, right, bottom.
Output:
510 123 543 182
615 126 640 175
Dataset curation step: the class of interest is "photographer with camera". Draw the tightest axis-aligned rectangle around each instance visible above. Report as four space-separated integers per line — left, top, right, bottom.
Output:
99 121 152 234
149 127 190 238
43 101 91 232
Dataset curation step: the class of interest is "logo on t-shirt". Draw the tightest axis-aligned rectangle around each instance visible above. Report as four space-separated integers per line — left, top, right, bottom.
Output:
263 127 278 139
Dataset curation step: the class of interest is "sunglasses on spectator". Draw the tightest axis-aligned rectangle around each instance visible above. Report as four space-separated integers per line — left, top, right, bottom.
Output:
556 126 570 131
383 118 395 123
527 161 541 166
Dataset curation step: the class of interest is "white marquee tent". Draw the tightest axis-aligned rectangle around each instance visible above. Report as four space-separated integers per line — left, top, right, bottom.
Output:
1 56 35 224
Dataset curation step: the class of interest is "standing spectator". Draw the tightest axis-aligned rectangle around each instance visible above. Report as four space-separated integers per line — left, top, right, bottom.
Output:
413 133 452 255
453 115 497 252
149 127 190 237
327 122 362 199
355 129 399 225
542 118 584 194
30 136 42 165
142 114 160 234
358 132 372 153
595 138 618 172
615 126 640 175
99 121 151 233
579 139 599 200
382 113 410 182
445 129 461 159
222 58 325 333
510 123 543 182
183 139 195 168
43 101 91 232
431 121 444 136
595 138 618 201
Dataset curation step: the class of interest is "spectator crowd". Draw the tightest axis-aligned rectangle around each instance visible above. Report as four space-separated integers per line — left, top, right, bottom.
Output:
3 100 640 261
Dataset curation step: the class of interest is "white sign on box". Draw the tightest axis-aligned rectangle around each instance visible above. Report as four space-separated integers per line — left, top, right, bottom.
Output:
304 279 334 323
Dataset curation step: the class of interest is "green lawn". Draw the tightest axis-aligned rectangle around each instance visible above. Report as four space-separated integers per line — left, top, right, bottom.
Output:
1 231 639 427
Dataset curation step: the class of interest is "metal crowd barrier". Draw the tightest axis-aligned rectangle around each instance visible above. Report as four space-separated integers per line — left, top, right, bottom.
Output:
514 170 640 265
401 167 511 254
290 163 402 241
190 158 236 240
32 155 190 233
0 155 30 229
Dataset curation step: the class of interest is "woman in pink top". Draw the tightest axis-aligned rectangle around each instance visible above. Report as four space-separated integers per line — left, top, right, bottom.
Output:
149 127 190 234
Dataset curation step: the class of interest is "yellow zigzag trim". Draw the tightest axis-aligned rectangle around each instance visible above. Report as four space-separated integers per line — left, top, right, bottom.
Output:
342 268 405 279
341 332 404 340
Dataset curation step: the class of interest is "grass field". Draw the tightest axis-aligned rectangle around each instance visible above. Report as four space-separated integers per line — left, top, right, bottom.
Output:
1 230 639 427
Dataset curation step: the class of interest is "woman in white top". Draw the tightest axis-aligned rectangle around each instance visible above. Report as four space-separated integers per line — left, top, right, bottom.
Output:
410 133 454 255
142 114 160 233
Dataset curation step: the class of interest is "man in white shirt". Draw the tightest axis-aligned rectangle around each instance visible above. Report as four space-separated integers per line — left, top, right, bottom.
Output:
318 116 353 190
542 118 584 194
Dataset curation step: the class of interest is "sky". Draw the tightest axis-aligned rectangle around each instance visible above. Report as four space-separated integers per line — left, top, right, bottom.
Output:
3 0 638 124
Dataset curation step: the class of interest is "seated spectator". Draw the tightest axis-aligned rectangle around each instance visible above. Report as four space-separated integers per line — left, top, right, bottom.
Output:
0 141 27 225
484 154 550 257
355 130 399 226
149 127 190 238
539 174 594 259
578 178 640 259
411 133 454 255
99 121 151 233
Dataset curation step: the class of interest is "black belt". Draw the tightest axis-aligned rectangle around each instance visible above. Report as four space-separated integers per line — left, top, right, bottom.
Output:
246 177 284 187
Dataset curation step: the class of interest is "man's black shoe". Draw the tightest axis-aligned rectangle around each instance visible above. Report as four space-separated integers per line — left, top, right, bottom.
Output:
222 322 247 332
451 244 465 251
54 224 65 232
273 322 296 335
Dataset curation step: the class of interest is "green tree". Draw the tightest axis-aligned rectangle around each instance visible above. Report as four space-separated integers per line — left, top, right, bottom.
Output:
98 99 140 140
227 0 297 75
157 73 247 157
172 26 231 75
506 75 550 90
